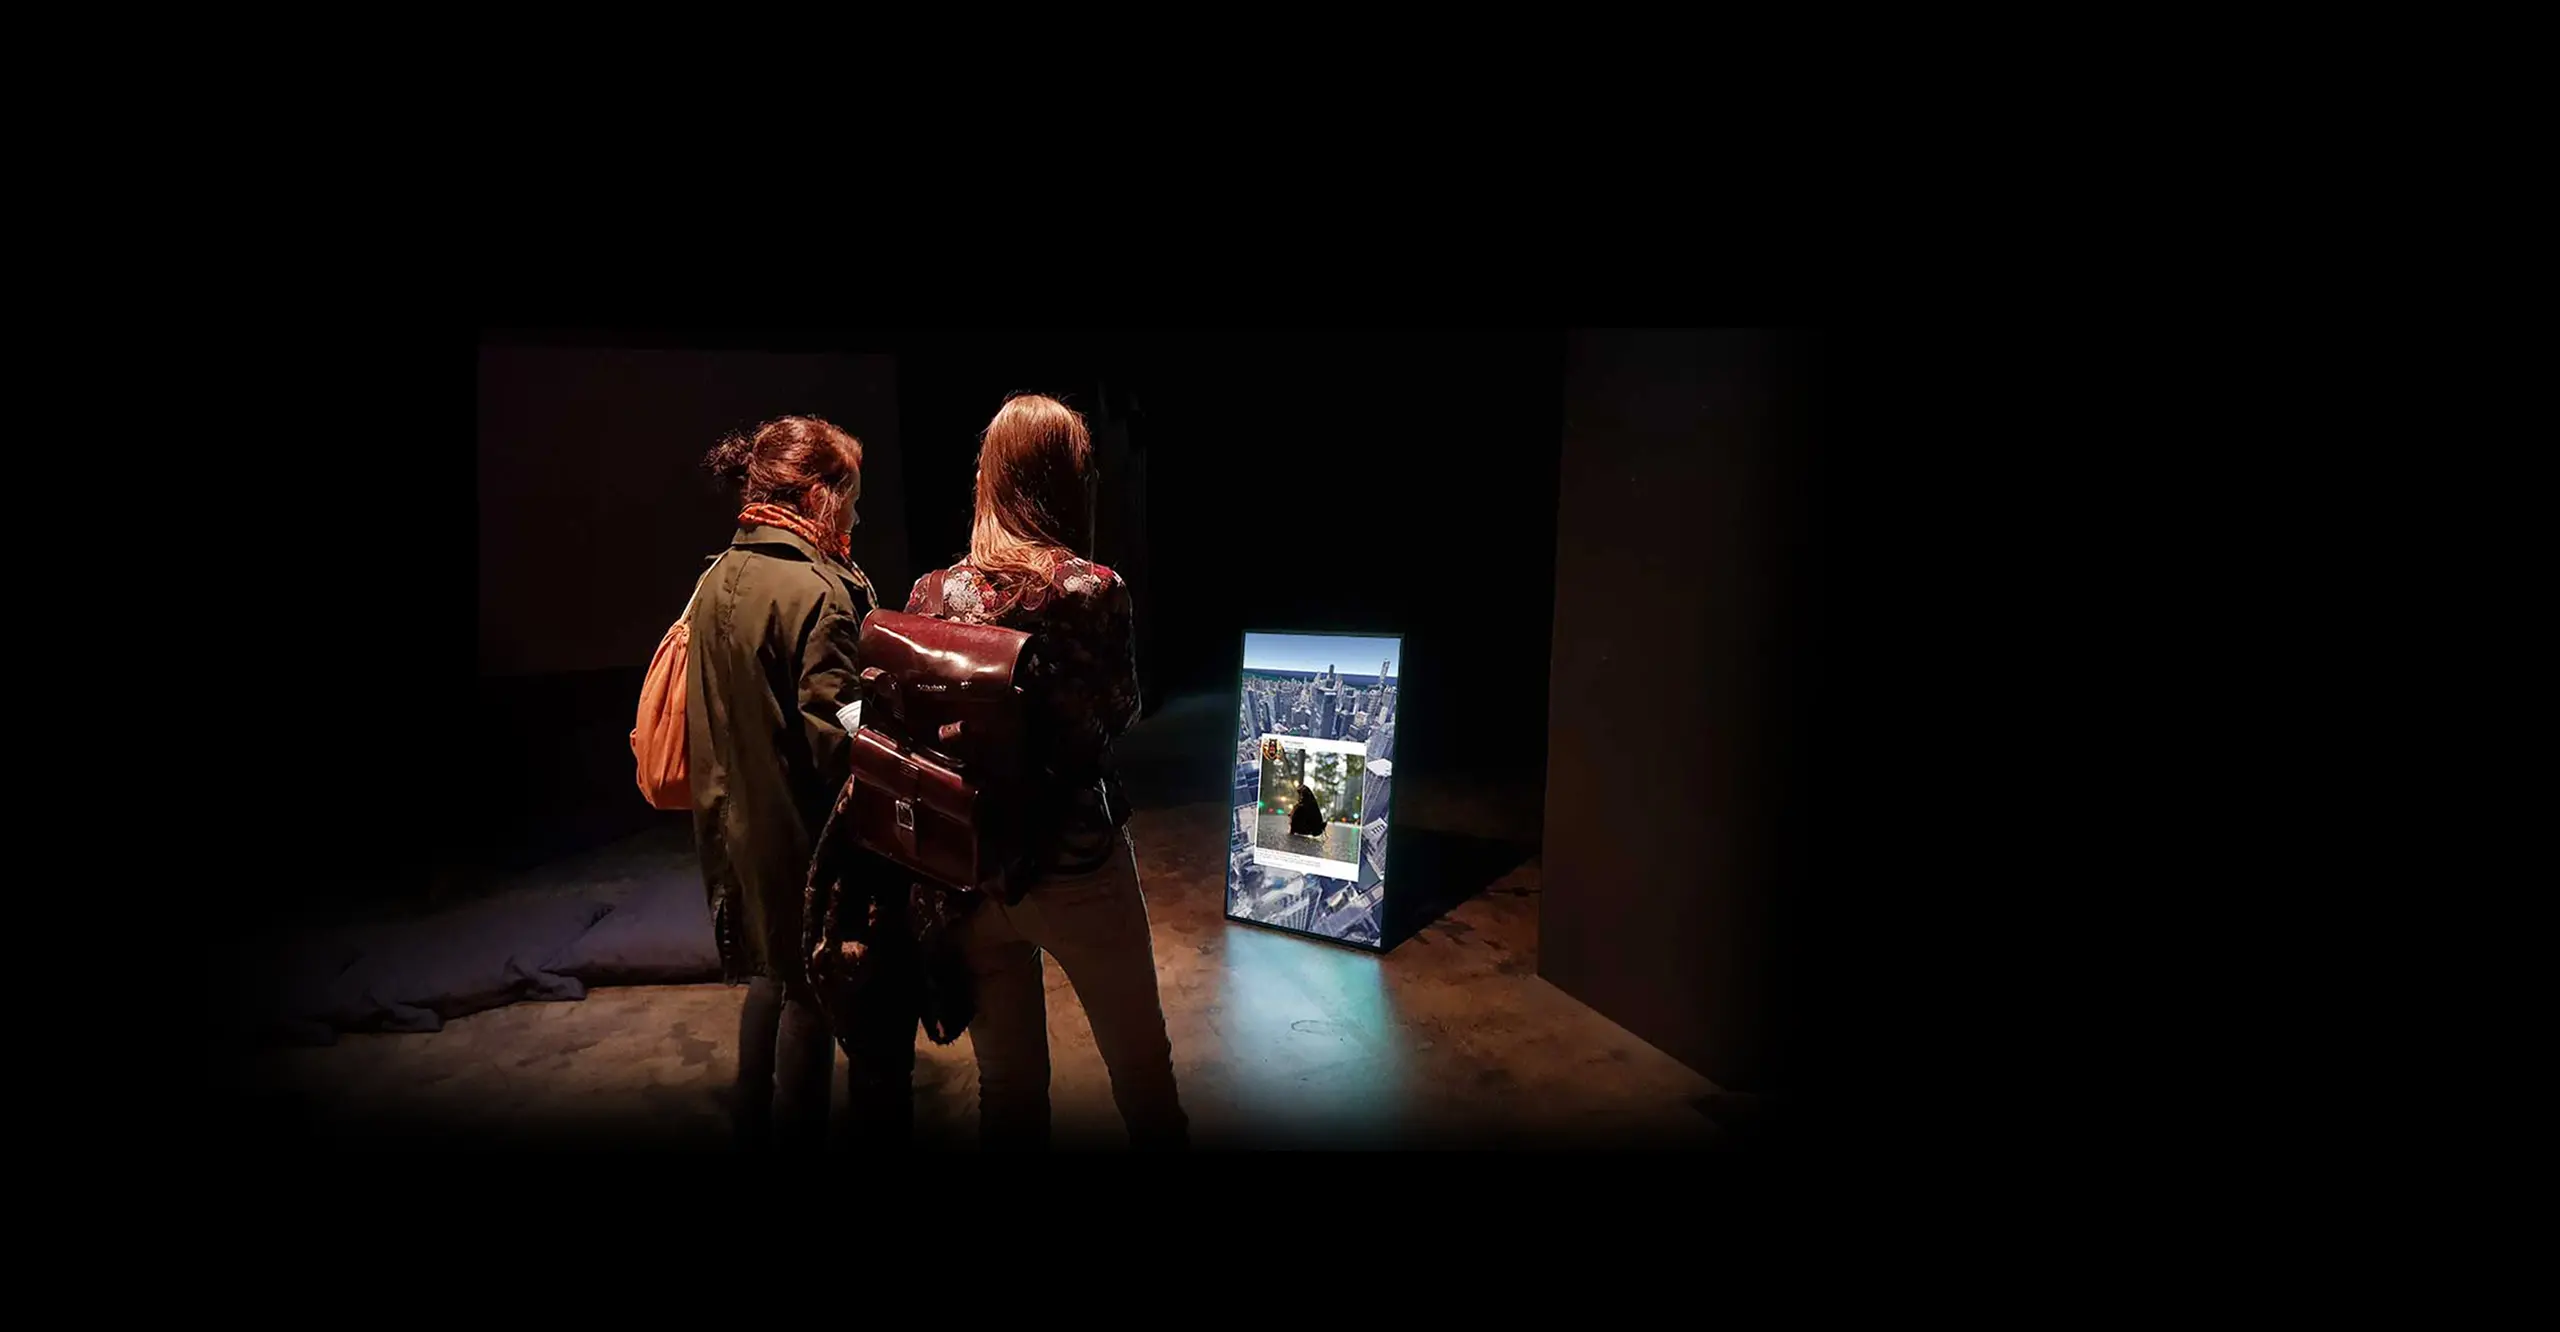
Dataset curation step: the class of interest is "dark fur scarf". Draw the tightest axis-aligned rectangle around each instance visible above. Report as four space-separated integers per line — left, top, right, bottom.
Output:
804 802 981 1046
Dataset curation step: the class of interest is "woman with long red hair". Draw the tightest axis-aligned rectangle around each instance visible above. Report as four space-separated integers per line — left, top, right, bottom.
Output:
907 393 1187 1149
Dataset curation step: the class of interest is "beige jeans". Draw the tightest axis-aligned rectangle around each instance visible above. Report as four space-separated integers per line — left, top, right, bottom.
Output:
955 831 1188 1149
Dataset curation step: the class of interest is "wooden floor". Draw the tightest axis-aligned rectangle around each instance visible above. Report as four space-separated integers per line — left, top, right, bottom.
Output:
235 698 1724 1151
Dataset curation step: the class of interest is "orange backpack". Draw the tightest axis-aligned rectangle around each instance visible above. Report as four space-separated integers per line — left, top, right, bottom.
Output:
631 559 720 811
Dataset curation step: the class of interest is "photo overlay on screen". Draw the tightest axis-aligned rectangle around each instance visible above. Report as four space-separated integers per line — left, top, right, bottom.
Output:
1228 632 1400 947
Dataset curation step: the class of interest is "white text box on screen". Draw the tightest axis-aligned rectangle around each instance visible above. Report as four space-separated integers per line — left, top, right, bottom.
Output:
1273 735 1366 756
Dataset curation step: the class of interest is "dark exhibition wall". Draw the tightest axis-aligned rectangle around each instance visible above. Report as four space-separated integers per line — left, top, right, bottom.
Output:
476 346 908 677
1540 329 1817 1101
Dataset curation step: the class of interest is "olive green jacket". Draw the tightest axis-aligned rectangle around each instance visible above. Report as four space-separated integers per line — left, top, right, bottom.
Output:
685 524 877 985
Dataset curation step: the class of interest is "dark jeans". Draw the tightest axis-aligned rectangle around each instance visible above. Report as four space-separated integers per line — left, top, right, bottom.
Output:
734 972 919 1150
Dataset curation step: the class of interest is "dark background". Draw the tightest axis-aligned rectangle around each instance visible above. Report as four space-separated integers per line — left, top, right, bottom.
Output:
476 346 908 677
265 326 1819 1110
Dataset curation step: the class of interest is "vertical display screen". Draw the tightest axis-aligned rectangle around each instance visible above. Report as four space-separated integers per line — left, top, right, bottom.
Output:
1226 632 1400 948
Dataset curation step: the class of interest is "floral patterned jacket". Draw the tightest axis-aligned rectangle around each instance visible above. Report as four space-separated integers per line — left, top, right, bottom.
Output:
907 553 1141 874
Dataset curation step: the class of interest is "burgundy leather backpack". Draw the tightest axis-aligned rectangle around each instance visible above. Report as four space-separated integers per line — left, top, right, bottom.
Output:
831 609 1036 895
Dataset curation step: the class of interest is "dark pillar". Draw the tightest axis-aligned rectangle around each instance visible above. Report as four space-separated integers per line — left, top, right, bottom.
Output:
1538 329 1813 1097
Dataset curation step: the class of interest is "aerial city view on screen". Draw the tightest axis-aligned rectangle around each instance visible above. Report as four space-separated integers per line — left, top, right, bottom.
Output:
1228 632 1399 947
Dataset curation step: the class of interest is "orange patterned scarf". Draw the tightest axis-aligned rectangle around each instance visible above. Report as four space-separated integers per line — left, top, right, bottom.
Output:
739 502 849 561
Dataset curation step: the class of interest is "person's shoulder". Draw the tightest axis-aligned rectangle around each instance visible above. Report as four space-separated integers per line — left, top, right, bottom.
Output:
1053 557 1127 601
911 562 963 594
757 551 866 619
907 562 972 615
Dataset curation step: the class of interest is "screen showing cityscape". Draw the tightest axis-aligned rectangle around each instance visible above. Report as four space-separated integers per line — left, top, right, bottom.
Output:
1227 631 1401 948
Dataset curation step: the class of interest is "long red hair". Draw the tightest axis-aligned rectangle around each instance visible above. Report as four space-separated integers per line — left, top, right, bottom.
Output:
968 394 1092 591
